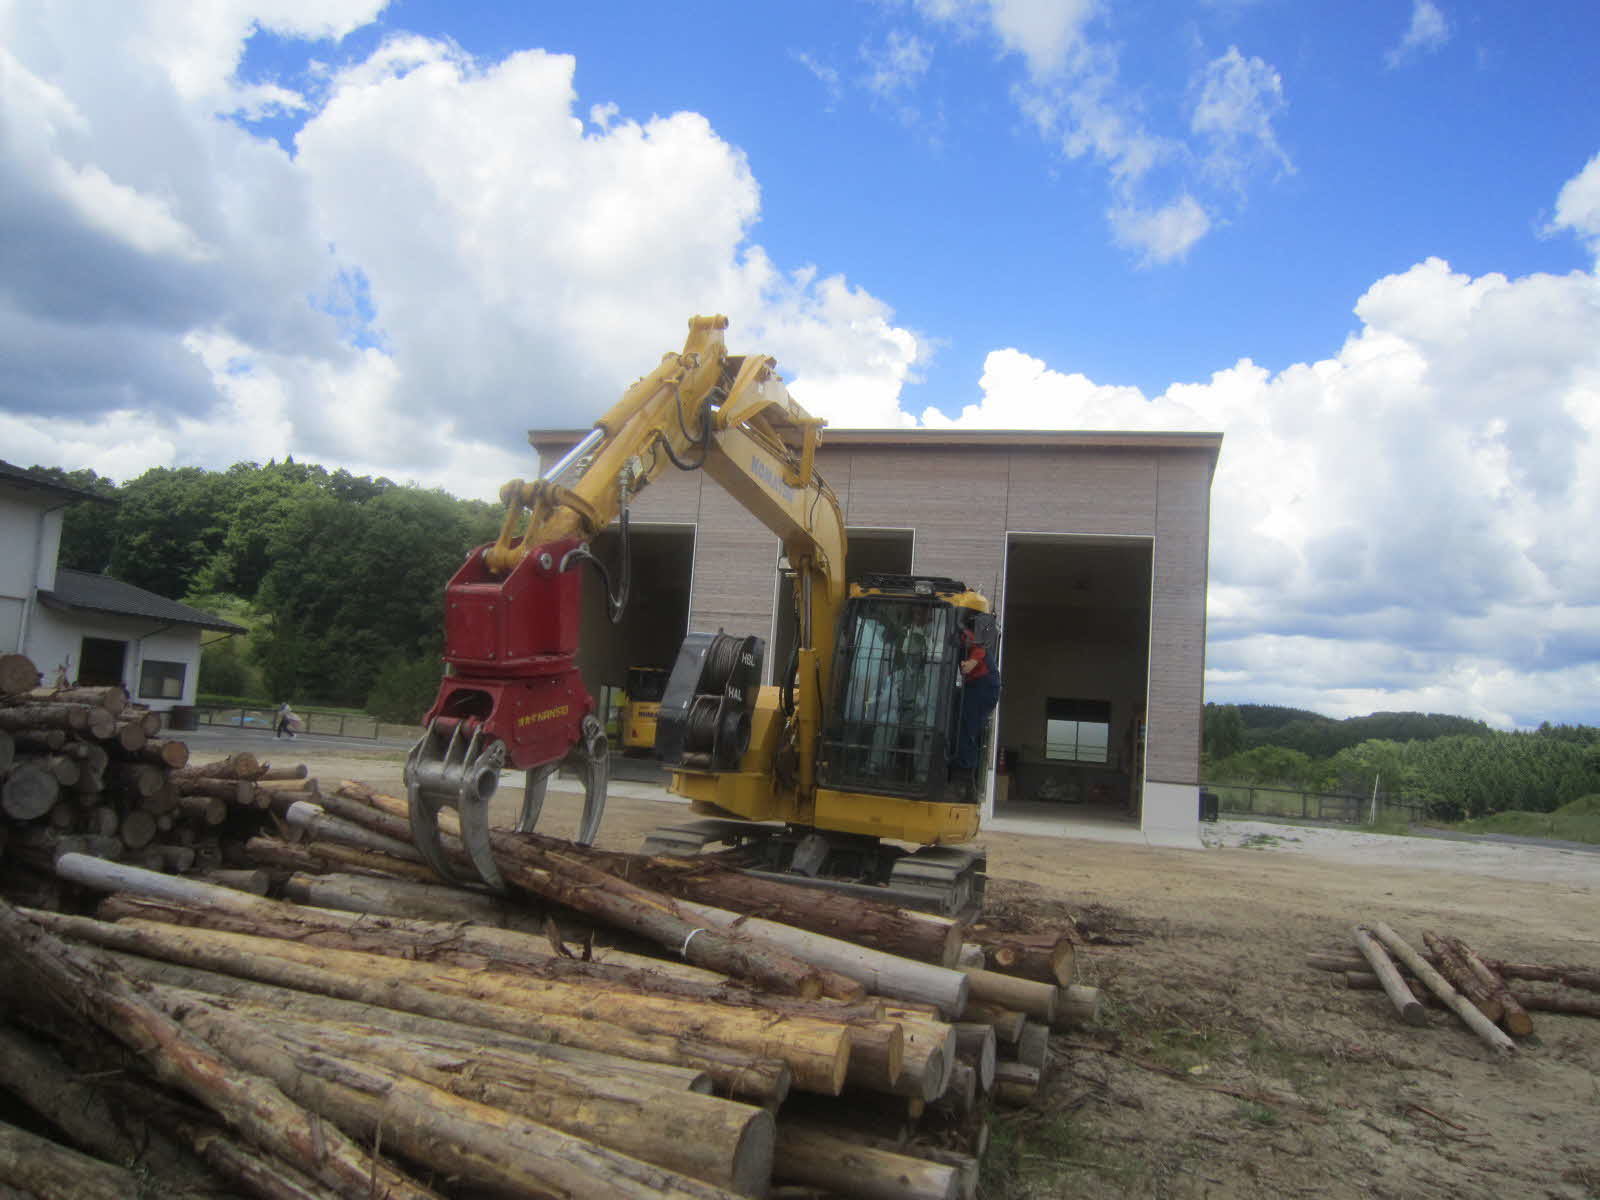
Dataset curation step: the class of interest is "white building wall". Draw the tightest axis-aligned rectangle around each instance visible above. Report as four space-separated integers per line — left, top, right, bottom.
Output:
29 606 204 710
0 497 64 652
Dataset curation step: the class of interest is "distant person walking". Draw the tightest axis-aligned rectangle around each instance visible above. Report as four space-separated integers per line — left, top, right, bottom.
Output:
275 701 298 739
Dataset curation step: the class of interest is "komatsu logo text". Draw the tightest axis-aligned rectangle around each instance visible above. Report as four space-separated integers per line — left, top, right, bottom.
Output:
750 455 795 503
517 704 571 727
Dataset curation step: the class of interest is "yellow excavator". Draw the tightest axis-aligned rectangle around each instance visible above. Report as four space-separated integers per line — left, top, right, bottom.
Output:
405 315 998 915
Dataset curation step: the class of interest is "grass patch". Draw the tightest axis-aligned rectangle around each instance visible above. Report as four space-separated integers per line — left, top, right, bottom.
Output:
983 1110 1143 1198
1357 813 1417 836
1454 799 1600 845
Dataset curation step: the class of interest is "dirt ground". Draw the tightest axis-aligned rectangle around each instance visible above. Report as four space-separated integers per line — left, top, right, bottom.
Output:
276 743 1600 1199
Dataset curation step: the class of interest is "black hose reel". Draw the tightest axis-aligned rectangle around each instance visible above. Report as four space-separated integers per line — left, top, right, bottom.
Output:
656 632 765 772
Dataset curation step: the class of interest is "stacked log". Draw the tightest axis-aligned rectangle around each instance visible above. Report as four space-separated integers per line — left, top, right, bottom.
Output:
0 769 1106 1199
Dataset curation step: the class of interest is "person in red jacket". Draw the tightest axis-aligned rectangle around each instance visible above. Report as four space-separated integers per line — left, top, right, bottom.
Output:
952 625 1001 801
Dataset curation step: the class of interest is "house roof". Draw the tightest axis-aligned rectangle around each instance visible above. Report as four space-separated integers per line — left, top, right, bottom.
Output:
0 460 115 505
38 569 246 634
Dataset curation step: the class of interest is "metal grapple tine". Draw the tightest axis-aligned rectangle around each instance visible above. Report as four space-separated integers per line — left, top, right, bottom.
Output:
406 723 467 885
573 713 609 847
455 726 507 892
404 718 509 892
517 765 555 834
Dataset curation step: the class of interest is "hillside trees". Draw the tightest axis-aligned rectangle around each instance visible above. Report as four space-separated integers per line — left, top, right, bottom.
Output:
252 487 499 705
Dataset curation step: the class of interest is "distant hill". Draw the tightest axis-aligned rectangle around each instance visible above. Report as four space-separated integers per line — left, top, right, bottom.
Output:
1211 704 1495 760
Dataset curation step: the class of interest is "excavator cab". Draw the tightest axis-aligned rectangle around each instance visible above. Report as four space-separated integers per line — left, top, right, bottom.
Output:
819 577 974 804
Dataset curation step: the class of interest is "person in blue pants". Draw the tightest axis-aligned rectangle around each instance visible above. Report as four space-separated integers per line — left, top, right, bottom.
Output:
951 628 1001 802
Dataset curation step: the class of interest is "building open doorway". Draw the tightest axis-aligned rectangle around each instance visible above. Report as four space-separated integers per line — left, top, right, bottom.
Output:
993 533 1152 827
577 524 695 755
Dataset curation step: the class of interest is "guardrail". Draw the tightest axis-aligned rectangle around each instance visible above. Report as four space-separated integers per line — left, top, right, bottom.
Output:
197 707 382 740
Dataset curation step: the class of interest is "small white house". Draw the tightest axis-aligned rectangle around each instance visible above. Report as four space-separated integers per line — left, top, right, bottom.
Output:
0 461 244 714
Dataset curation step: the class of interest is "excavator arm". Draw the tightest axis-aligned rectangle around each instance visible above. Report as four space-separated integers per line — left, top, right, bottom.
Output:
406 316 847 889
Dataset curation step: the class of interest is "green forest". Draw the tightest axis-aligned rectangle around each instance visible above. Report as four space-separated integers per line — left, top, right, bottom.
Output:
34 460 501 722
1203 702 1600 824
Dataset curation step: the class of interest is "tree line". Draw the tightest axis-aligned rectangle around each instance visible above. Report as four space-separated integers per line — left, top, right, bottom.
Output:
1203 702 1600 820
36 461 501 719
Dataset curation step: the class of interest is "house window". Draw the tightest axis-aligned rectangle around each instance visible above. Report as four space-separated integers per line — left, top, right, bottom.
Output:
79 638 127 687
1045 698 1111 764
139 659 187 701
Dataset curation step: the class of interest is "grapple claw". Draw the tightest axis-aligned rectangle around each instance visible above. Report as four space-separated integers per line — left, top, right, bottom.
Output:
405 718 509 891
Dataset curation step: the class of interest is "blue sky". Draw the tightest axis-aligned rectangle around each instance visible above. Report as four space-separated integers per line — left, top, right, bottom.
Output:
3 1 1598 727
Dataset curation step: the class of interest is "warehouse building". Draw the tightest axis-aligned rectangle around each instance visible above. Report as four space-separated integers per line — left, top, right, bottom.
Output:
531 428 1221 846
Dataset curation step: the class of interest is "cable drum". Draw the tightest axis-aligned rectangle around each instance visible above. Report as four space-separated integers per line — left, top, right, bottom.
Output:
684 694 722 755
701 634 746 694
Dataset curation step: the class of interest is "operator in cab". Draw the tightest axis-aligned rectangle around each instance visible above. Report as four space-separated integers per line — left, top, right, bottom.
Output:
952 620 1001 802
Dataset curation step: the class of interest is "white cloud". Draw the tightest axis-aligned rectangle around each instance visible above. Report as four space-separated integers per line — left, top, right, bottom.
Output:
911 247 1600 726
0 9 920 499
1107 195 1213 265
900 2 1290 263
863 30 933 98
1547 151 1600 257
1386 0 1451 68
1190 47 1291 189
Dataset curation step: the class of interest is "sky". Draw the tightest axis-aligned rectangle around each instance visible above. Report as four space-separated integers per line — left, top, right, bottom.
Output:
3 1 1598 730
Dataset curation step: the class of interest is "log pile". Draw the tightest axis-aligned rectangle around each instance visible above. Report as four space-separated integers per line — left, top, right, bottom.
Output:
1311 923 1600 1050
0 678 313 906
0 771 1101 1199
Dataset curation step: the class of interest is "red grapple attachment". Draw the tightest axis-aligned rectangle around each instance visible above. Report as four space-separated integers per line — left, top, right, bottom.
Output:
405 537 608 891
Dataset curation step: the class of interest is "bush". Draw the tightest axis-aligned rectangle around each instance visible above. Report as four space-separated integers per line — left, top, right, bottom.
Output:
366 657 443 725
198 640 260 699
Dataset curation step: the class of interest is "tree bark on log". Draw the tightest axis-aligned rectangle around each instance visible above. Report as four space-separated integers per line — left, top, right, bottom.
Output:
0 1025 223 1194
30 909 792 1103
281 867 547 924
1342 971 1600 1017
159 996 748 1200
16 684 127 713
327 783 854 1003
775 1120 960 1200
665 895 956 1013
242 837 441 884
0 901 444 1200
284 801 427 863
1421 930 1502 1022
1308 950 1600 992
136 738 190 768
258 764 309 781
92 888 894 1036
86 915 856 1094
0 1117 208 1200
972 933 1076 986
174 753 261 781
10 727 64 752
1444 935 1535 1036
115 957 717 1094
175 776 254 805
342 780 968 970
1369 922 1515 1053
208 1002 776 1195
991 1062 1041 1106
0 654 39 697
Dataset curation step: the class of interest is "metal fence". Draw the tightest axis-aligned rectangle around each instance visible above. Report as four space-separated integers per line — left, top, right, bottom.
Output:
1205 782 1430 825
198 707 382 740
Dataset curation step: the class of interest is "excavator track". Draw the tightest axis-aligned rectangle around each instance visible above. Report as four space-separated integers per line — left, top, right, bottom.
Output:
640 818 987 921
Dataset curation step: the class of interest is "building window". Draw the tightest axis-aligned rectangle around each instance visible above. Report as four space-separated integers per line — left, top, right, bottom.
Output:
1045 698 1111 764
79 638 127 687
139 659 187 701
